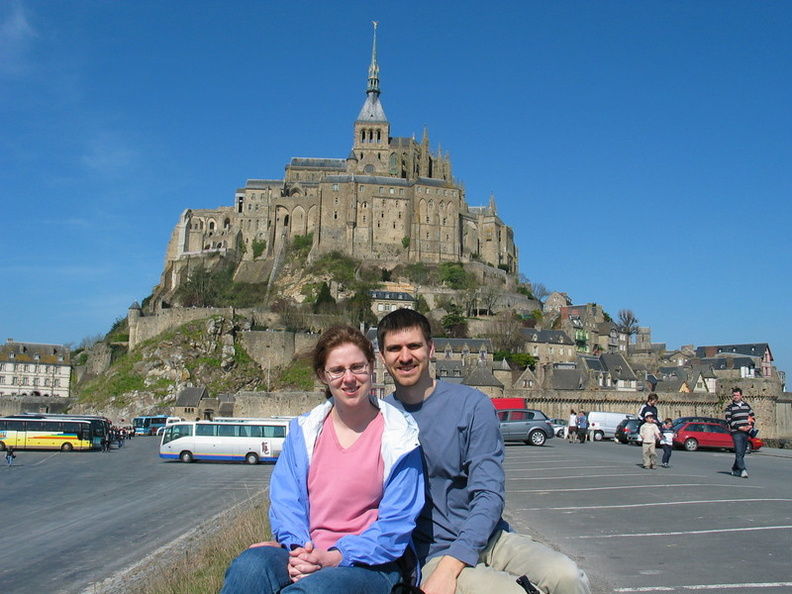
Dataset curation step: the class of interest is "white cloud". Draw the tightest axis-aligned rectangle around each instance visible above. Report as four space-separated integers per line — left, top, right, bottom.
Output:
0 1 38 78
80 130 139 178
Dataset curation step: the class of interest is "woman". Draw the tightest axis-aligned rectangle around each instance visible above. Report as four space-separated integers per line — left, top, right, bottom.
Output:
220 326 424 594
567 409 578 443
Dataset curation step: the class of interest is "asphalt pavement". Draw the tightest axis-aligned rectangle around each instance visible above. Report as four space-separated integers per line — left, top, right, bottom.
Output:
502 437 792 593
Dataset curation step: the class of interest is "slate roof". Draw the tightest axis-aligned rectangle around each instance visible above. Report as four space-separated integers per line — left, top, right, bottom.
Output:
463 363 504 388
175 386 208 407
519 329 574 345
550 368 586 390
599 353 638 381
700 357 756 371
357 94 387 122
695 343 771 359
434 338 492 353
0 340 70 365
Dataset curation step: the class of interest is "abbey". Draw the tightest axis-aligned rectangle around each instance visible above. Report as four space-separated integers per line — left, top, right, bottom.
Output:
159 25 518 297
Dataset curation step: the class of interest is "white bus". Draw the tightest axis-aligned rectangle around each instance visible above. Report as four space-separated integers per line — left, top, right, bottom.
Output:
159 418 291 464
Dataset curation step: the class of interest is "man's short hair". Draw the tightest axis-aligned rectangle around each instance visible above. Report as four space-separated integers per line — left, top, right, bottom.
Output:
732 387 743 395
377 308 432 348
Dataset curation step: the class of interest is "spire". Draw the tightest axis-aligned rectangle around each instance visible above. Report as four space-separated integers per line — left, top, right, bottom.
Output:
367 21 380 96
356 22 387 123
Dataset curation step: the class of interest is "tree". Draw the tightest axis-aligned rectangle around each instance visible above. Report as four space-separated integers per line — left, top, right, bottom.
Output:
617 309 639 339
531 282 550 302
488 314 524 352
440 313 468 338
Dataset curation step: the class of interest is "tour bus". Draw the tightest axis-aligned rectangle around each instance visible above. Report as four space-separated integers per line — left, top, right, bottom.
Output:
11 412 111 449
132 415 170 436
159 418 291 464
0 416 95 451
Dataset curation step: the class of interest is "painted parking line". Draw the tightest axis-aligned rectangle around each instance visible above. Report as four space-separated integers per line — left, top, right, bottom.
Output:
576 524 792 539
509 482 764 493
614 582 792 591
515 497 792 511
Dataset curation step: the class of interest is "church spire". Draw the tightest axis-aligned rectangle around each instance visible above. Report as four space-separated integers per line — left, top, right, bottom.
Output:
367 21 380 96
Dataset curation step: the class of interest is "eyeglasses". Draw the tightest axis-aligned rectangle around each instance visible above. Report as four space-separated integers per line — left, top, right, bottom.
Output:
324 362 370 380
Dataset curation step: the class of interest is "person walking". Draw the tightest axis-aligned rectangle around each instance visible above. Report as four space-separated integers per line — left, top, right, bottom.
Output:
6 445 16 466
577 411 589 443
659 418 674 468
725 387 755 478
639 412 661 469
567 409 578 443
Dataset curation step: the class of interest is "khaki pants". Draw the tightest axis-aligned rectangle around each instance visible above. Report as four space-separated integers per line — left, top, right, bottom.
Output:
642 441 657 468
420 530 591 594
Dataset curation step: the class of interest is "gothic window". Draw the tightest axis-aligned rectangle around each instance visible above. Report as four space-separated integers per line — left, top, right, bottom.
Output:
332 183 339 191
359 185 365 192
379 187 384 194
389 188 394 194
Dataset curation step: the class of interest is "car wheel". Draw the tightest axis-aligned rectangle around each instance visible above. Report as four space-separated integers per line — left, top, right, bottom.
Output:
61 442 73 452
526 430 546 446
0 442 6 451
180 450 194 463
245 452 259 465
593 431 604 441
684 438 699 451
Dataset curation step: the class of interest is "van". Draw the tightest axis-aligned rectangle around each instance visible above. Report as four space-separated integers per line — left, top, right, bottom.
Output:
586 411 637 441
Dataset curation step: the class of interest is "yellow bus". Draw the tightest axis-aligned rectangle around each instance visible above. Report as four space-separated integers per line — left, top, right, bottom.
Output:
0 416 94 451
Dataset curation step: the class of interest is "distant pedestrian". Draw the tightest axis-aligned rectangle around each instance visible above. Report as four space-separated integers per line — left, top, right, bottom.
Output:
577 411 589 443
725 387 755 478
567 409 578 442
638 394 659 425
659 418 674 467
6 446 16 466
639 412 661 469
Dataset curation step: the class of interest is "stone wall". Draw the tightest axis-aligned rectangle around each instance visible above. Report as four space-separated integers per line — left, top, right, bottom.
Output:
233 390 326 418
503 382 789 440
238 330 319 370
0 395 75 416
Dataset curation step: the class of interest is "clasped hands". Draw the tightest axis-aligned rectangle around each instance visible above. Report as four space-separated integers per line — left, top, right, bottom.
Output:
249 540 342 582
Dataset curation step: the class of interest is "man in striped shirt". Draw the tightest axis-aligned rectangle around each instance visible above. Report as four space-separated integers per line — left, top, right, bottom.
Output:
724 388 755 478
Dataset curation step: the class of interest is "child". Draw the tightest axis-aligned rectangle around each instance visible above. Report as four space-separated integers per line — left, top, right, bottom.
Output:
659 418 674 468
639 412 661 469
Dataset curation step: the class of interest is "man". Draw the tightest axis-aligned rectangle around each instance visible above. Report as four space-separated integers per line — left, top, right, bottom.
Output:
378 308 590 594
725 387 755 478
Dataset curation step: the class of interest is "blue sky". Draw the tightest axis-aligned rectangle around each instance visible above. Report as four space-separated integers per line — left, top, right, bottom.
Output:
2 1 790 376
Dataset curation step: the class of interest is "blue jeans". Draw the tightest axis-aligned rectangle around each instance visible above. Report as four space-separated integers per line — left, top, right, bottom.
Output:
661 444 673 465
220 546 402 594
731 431 749 472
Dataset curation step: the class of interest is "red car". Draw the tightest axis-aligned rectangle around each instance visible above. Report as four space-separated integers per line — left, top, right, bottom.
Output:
673 421 764 453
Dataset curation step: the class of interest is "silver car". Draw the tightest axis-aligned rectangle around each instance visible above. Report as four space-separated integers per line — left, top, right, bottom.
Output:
497 409 555 446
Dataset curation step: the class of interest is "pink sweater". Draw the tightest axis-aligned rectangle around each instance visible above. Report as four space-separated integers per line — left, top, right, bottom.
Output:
307 413 385 551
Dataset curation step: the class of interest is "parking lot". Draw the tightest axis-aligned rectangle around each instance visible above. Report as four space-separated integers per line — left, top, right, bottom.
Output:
502 437 792 593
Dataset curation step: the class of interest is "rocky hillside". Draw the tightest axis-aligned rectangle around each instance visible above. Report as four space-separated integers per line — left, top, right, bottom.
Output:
72 314 313 420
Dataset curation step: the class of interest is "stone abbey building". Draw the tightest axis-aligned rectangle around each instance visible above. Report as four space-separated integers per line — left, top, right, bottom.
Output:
158 25 518 299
